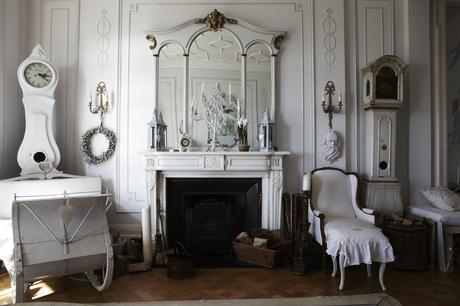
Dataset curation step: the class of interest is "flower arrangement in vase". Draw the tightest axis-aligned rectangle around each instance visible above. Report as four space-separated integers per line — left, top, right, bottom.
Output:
237 117 250 151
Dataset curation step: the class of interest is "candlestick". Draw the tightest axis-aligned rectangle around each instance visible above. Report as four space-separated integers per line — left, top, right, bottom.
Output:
338 90 342 102
302 172 311 192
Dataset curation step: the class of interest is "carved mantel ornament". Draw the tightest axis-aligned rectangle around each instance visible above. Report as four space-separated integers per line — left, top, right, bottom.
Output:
196 9 238 31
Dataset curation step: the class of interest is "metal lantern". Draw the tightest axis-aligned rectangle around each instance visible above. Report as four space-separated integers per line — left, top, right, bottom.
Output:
147 108 167 151
258 108 275 151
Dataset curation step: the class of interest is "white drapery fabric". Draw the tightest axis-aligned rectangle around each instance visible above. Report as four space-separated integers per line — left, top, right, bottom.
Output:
325 218 394 267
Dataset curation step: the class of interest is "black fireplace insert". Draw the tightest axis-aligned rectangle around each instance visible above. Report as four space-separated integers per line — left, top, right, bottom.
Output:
166 178 262 264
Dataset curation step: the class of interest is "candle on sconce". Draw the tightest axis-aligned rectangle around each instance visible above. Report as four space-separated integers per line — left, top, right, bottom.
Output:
191 96 197 112
88 91 92 107
338 90 342 102
302 172 311 192
457 166 459 186
201 82 205 95
109 89 113 109
237 98 241 115
321 95 325 102
229 83 232 100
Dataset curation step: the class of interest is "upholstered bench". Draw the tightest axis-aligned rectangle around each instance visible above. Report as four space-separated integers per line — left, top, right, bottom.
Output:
408 203 460 272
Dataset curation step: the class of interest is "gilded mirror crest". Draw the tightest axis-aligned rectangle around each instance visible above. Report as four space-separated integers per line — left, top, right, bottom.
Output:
196 9 237 31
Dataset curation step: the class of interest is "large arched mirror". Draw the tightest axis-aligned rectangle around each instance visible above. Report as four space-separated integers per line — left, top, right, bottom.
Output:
246 42 272 146
146 9 285 151
188 30 242 149
158 42 184 149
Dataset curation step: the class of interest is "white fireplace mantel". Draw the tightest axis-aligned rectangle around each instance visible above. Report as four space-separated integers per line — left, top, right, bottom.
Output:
143 151 290 236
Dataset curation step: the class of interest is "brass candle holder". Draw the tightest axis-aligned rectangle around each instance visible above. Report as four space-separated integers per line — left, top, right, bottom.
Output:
321 81 342 129
89 81 110 126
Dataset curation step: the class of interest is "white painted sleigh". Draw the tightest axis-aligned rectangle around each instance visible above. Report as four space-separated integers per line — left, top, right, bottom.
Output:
10 193 114 303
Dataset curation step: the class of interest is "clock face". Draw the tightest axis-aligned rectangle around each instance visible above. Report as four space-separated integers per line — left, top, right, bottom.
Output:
23 62 53 88
180 137 191 148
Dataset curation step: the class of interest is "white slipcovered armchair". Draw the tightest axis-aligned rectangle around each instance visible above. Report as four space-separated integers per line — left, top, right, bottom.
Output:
304 168 394 291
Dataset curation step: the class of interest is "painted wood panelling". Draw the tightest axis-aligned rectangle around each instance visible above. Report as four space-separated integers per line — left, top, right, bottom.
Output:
0 0 24 179
43 0 80 174
314 0 346 169
345 0 394 175
117 0 312 212
0 0 4 178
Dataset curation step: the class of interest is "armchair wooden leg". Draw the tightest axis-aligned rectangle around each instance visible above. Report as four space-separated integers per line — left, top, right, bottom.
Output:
367 264 372 277
322 247 328 274
331 255 337 277
339 254 345 290
379 262 387 291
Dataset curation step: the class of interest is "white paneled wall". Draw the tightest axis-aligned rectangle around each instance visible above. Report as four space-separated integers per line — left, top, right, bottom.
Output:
0 0 433 232
0 0 26 179
43 0 80 174
314 0 347 169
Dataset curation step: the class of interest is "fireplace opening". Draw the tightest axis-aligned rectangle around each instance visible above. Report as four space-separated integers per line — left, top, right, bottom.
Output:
166 178 261 265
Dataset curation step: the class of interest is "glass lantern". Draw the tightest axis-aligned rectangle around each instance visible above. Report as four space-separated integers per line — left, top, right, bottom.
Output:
258 108 274 151
147 109 167 151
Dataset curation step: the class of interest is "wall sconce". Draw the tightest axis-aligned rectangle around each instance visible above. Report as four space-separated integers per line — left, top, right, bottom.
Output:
321 81 342 129
147 109 168 151
89 81 110 126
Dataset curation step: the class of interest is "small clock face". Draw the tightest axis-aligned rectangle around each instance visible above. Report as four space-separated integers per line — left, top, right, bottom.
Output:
24 62 53 88
180 137 191 148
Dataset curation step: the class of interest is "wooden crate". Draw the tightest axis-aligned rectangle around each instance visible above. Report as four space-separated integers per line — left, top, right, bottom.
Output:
232 240 293 268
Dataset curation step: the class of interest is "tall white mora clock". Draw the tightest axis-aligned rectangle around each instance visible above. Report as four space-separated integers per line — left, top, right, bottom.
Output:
17 44 60 177
361 55 406 215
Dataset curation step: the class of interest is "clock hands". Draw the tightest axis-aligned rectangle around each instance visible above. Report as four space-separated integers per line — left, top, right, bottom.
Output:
37 73 50 80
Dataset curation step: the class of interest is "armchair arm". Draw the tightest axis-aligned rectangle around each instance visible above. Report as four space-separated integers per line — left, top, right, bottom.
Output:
355 206 378 224
312 209 325 218
307 197 326 247
362 208 375 215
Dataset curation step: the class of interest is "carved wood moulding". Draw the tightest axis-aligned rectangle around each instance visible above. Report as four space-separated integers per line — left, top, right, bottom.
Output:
196 9 238 31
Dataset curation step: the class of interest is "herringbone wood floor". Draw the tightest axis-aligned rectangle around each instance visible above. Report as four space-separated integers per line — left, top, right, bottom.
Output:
1 265 460 305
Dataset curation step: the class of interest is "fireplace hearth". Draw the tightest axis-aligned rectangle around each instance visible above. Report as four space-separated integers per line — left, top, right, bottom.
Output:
166 178 262 265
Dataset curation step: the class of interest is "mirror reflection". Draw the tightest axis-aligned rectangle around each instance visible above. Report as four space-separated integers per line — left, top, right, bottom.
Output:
158 43 184 148
188 30 241 149
246 42 271 147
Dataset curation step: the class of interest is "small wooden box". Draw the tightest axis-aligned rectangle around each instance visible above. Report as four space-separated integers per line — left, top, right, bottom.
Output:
232 240 293 268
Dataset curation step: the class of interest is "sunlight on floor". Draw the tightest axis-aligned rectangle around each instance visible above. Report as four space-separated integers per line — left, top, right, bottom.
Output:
0 286 12 304
30 280 55 300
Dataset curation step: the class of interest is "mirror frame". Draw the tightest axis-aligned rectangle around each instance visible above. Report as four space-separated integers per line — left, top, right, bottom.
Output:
146 9 286 147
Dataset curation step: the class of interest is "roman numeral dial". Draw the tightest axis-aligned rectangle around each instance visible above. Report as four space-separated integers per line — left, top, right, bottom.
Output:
24 62 53 88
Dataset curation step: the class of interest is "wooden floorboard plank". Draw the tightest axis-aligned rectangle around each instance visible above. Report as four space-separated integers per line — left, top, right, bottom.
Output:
1 266 460 305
